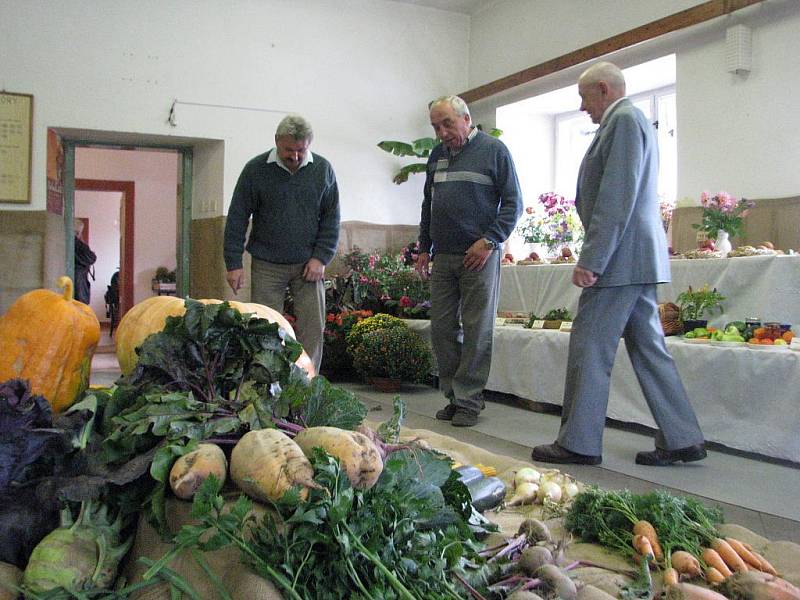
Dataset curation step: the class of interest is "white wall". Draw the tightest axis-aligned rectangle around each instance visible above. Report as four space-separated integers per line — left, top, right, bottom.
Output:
0 0 470 225
468 0 800 202
75 147 179 306
75 191 121 322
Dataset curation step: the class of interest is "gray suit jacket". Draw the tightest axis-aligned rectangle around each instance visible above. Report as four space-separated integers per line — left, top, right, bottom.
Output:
575 99 671 287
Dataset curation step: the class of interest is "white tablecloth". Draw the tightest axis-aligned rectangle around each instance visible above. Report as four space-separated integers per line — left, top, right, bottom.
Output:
499 255 800 327
405 320 800 463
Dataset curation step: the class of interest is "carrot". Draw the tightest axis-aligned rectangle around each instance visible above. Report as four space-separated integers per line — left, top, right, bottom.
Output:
712 538 749 573
633 534 655 559
748 548 779 576
633 520 664 560
701 548 733 578
725 537 762 570
663 567 680 587
705 567 725 585
672 551 703 578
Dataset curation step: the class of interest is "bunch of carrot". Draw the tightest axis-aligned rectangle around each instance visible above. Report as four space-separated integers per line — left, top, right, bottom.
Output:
631 518 779 588
565 489 792 598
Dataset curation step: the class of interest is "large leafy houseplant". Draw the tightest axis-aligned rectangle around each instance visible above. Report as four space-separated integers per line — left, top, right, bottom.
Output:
378 126 502 184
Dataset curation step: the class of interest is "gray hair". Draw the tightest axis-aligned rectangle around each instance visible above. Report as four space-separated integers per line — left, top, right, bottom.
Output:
429 95 471 119
275 114 314 140
579 62 626 94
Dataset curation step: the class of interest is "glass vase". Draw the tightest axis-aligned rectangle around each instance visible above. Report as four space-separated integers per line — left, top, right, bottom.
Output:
716 230 733 256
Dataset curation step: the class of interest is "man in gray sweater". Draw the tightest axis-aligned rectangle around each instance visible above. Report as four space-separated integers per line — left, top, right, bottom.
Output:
416 96 523 427
224 114 340 374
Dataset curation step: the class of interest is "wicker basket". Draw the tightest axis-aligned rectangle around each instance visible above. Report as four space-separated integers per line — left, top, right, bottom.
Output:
658 302 683 336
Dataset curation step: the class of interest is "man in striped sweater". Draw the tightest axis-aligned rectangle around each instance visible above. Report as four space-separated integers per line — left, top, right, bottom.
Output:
416 96 523 427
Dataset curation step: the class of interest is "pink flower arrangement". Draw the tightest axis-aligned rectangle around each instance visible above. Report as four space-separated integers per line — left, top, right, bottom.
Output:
516 192 584 254
693 191 755 239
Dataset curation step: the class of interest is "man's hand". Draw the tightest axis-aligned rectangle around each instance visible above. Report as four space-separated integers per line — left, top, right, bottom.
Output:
303 257 325 282
572 265 598 288
463 239 493 271
416 252 431 280
226 268 244 294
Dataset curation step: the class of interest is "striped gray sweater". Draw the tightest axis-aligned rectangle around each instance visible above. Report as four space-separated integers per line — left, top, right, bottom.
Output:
419 129 522 255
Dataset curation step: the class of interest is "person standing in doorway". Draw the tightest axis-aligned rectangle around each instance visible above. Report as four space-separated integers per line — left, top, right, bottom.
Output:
531 62 706 467
73 218 96 305
416 95 523 428
224 114 340 374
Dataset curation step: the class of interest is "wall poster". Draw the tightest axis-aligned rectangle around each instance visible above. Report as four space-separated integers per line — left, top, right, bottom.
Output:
0 91 33 203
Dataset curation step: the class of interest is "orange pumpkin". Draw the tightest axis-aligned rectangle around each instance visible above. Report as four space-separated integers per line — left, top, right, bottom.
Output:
0 276 101 412
115 296 315 377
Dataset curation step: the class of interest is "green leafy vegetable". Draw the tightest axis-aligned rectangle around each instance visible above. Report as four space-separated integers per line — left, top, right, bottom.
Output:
565 487 724 559
161 449 490 599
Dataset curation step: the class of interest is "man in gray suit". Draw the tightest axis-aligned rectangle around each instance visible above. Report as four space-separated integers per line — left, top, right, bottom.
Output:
531 62 706 467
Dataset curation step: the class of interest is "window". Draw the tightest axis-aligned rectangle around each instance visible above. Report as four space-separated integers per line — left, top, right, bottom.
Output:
554 85 677 206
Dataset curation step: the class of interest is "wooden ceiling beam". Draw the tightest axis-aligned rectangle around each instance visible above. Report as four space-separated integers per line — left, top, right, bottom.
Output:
460 0 765 104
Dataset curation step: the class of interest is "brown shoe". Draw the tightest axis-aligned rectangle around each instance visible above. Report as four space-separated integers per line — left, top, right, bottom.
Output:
635 444 707 466
531 442 602 465
451 407 479 427
435 404 458 421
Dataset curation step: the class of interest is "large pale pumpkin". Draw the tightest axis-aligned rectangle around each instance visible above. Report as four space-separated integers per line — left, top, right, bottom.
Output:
115 296 315 377
0 276 101 413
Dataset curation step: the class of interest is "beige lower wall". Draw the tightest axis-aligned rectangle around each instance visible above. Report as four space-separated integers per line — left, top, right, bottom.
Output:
190 219 421 303
671 195 800 253
0 210 49 313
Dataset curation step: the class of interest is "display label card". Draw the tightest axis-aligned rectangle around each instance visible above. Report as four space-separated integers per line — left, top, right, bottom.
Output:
559 321 573 332
529 319 545 329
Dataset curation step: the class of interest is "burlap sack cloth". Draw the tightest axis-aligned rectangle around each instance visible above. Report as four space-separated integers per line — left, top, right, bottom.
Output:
123 426 800 598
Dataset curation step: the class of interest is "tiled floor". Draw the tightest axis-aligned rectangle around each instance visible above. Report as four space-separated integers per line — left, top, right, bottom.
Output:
90 336 800 544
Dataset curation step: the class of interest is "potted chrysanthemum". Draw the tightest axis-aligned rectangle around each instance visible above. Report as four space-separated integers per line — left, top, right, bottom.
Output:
348 319 433 392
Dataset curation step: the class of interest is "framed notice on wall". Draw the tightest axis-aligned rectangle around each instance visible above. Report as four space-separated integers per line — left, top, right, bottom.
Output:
0 92 33 203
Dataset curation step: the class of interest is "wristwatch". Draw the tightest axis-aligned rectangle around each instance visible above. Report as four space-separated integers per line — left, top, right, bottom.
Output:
483 238 498 251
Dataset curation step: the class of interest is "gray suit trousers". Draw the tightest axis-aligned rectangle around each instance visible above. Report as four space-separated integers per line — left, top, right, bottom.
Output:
251 258 326 374
429 251 501 412
558 284 704 456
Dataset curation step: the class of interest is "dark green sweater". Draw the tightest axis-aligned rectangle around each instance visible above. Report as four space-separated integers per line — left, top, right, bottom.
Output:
224 151 340 270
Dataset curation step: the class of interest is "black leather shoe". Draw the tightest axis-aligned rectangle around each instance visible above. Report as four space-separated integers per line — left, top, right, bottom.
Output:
635 444 707 466
451 407 479 427
531 442 602 465
435 404 458 421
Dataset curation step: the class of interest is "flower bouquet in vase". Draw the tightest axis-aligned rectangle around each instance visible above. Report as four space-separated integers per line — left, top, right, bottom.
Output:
691 191 755 255
515 192 584 260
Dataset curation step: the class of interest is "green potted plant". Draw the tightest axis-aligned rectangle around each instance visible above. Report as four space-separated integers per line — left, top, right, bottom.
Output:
350 326 433 392
676 285 725 332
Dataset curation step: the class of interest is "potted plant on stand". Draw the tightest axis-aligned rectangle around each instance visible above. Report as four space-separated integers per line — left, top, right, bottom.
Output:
349 323 433 393
676 285 725 333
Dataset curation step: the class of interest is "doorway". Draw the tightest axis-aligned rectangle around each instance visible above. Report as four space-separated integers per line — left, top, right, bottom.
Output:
60 141 193 328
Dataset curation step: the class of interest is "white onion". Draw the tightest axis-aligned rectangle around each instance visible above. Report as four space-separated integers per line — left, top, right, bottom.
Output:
507 481 540 506
514 467 542 488
563 482 580 498
537 480 563 503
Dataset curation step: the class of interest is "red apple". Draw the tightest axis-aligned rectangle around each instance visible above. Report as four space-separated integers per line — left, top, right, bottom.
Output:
504 253 514 261
561 246 573 258
700 239 715 251
528 252 540 261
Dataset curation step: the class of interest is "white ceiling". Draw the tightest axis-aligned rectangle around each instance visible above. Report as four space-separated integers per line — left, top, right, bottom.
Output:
387 0 494 15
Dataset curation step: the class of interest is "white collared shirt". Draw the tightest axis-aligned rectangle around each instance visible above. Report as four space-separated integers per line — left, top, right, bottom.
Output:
600 97 627 125
267 147 314 174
